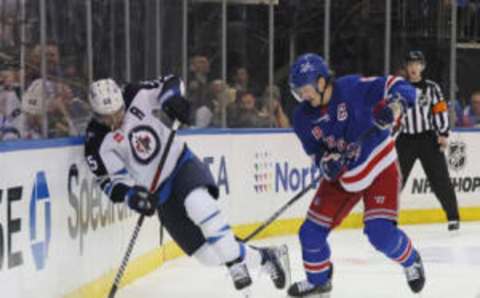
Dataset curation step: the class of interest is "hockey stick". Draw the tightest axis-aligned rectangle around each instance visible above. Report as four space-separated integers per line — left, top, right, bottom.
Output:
240 125 380 243
108 119 181 298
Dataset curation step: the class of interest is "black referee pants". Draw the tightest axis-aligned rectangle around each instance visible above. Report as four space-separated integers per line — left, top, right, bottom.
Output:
396 131 460 221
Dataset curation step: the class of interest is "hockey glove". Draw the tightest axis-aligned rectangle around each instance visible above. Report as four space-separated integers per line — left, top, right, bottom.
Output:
158 75 191 124
162 95 191 124
125 185 157 216
373 96 405 130
319 153 346 182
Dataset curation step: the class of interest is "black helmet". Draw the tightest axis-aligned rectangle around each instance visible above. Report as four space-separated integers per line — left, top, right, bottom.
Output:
405 50 426 65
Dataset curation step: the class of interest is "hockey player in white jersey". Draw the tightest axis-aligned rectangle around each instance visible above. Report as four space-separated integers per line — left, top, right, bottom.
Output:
84 76 288 295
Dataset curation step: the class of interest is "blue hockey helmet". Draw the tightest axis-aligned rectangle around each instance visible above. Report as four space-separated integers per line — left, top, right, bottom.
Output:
289 53 330 102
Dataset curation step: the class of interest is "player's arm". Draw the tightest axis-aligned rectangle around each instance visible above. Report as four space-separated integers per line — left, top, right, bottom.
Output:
84 130 156 216
292 108 326 166
429 81 450 137
365 76 415 129
126 75 191 124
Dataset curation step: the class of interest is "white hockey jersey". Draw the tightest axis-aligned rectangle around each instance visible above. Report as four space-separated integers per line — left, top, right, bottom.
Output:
84 82 187 202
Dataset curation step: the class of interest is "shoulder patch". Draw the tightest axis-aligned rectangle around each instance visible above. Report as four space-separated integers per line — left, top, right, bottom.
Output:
113 132 124 143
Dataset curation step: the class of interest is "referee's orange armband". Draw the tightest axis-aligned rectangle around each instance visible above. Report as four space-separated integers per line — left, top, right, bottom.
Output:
432 101 448 114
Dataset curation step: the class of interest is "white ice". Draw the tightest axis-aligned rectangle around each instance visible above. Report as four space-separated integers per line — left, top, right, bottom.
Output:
118 223 480 298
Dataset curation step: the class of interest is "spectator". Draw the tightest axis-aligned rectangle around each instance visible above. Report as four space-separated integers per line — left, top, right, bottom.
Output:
260 85 291 128
227 90 270 128
0 82 22 140
19 79 77 139
19 79 50 139
27 41 62 85
193 79 219 128
188 54 211 117
451 98 465 127
46 83 78 137
462 90 480 127
0 65 21 98
62 58 87 99
231 67 259 95
194 79 237 128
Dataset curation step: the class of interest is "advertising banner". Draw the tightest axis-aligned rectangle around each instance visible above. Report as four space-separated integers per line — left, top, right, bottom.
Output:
0 130 478 297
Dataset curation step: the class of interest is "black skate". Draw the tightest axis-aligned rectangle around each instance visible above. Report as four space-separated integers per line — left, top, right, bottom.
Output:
448 220 460 231
404 253 426 293
287 279 332 298
288 264 332 298
227 260 252 291
260 245 288 289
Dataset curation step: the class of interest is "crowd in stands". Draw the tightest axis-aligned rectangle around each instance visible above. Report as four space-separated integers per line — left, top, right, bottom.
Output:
2 49 480 143
187 54 290 129
0 41 91 141
454 91 480 128
0 50 291 142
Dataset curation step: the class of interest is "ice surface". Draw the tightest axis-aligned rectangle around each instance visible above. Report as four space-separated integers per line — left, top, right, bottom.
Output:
118 223 480 298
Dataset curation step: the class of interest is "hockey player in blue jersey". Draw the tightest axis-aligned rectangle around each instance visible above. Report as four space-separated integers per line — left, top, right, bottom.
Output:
286 53 426 297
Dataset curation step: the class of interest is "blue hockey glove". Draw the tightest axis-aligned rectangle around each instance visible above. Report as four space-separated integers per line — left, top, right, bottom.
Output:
373 95 405 130
125 185 157 216
319 153 346 182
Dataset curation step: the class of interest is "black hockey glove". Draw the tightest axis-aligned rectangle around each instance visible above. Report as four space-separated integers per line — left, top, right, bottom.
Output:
162 95 191 125
157 75 191 124
125 185 157 216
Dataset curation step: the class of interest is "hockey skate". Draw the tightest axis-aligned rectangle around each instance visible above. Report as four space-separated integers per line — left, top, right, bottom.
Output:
448 220 460 231
287 279 332 298
260 245 289 289
404 253 426 293
227 260 252 291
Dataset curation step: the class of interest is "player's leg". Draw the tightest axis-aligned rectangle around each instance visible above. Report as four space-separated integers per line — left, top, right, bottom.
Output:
288 179 361 298
395 134 418 188
418 133 460 230
362 162 425 293
184 187 287 290
172 155 286 290
158 183 257 293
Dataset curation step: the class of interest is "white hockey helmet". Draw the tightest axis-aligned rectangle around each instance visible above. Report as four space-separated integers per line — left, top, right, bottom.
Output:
22 79 54 115
88 78 124 115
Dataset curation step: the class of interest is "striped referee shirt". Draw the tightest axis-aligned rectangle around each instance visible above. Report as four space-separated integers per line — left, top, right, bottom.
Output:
401 79 450 136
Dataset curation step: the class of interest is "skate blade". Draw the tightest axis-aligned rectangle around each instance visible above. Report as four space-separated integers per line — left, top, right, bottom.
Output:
240 287 252 298
278 244 292 288
286 292 331 298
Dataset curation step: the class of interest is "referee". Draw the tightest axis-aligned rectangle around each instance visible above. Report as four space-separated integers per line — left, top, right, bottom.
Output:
396 50 460 231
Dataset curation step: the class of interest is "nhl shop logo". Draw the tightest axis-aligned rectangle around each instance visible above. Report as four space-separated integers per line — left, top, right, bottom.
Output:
447 140 466 172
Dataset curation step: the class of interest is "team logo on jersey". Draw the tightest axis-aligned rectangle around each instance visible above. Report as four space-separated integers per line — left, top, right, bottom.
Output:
447 140 466 172
128 126 161 164
337 103 348 121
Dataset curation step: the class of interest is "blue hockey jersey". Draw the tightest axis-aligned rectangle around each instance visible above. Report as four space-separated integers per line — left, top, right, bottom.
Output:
293 75 416 192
